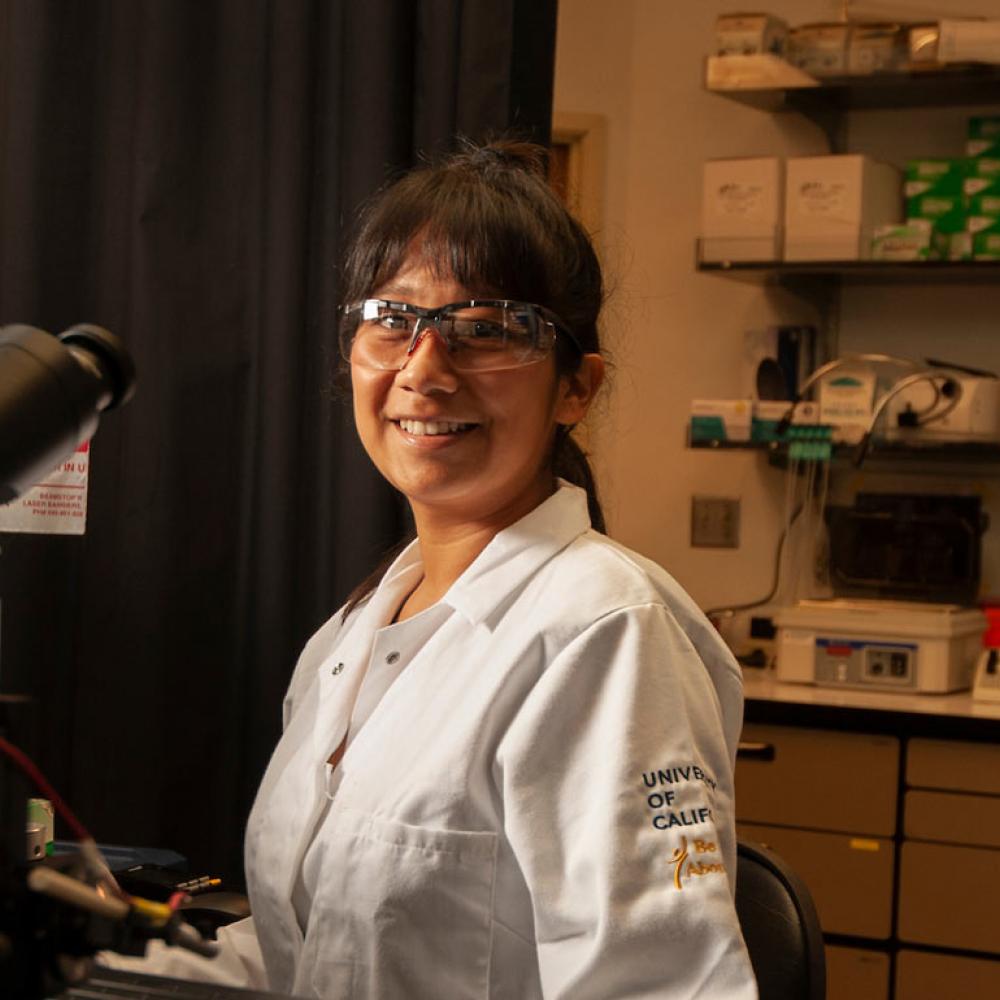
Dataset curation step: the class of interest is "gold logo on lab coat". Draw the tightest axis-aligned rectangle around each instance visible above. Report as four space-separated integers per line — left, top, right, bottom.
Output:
668 836 725 889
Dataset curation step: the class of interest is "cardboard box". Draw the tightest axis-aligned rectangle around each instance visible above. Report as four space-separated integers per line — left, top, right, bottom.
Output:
905 159 969 198
788 23 850 76
906 192 968 234
971 218 1000 259
967 182 1000 217
969 116 1000 150
939 19 1000 66
701 157 783 262
785 155 902 260
714 13 788 57
967 139 1000 160
689 399 752 443
847 23 904 75
968 157 1000 181
871 221 937 261
944 230 973 261
818 367 877 444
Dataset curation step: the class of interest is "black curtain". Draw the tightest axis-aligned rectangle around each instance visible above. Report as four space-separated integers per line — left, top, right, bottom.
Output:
0 0 557 885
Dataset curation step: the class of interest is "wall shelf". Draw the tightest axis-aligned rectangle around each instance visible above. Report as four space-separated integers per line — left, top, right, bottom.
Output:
689 437 1000 474
707 64 1000 115
697 258 1000 286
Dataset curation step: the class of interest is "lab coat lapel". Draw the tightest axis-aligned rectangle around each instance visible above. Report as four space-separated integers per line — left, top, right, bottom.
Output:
248 595 394 992
446 482 591 626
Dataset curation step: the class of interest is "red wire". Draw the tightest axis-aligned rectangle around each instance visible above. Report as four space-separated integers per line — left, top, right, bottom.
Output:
0 735 91 841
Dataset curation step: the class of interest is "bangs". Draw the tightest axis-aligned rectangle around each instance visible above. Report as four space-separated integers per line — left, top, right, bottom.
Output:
344 171 558 306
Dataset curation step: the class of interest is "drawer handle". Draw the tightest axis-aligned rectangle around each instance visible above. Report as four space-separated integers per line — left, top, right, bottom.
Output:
737 741 775 762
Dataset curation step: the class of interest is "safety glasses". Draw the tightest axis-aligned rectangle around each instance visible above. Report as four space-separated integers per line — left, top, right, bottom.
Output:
339 298 581 373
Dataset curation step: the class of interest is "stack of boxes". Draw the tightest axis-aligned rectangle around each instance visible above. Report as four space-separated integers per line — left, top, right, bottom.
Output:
967 117 1000 261
784 155 900 261
700 154 901 262
701 116 1000 264
880 116 1000 262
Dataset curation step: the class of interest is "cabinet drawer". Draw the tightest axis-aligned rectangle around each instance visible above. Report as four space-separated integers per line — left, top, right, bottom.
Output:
825 945 889 1000
737 822 894 939
737 724 899 835
899 841 1000 954
896 949 1000 999
905 789 1000 848
907 737 1000 794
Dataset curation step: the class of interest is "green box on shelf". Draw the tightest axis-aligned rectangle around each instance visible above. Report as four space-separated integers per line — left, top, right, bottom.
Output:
907 192 968 235
968 185 1000 217
971 218 1000 260
968 116 1000 158
968 158 1000 181
871 220 938 261
905 159 969 198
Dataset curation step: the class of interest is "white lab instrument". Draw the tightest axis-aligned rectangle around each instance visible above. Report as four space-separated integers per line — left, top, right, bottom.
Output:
776 599 986 693
883 374 1000 443
973 647 1000 701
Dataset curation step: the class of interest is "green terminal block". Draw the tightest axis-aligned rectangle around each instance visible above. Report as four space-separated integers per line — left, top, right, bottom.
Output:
784 424 833 462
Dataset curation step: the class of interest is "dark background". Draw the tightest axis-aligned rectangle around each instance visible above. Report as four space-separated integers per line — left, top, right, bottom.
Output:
0 0 557 886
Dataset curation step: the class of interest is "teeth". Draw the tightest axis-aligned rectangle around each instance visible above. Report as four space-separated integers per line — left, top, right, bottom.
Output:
399 419 472 436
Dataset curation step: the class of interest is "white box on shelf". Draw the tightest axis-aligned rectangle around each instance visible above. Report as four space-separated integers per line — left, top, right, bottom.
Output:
817 365 877 443
689 399 752 443
714 13 788 57
784 154 902 260
938 19 1000 65
788 22 851 76
701 157 783 262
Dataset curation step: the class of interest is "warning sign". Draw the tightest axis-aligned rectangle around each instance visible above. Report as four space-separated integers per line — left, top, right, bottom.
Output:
0 442 90 535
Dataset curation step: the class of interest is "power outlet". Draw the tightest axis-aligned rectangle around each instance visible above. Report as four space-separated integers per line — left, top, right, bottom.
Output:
691 496 740 548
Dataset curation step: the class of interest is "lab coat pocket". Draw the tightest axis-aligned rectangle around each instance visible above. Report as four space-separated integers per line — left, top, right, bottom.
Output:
305 808 498 1000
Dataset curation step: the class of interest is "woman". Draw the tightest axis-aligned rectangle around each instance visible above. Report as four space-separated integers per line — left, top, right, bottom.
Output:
105 141 756 998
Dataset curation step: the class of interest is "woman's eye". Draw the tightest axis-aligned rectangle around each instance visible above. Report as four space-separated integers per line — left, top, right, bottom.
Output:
376 313 412 333
469 321 505 339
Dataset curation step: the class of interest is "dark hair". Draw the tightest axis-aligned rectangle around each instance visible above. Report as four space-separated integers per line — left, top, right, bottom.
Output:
341 139 606 617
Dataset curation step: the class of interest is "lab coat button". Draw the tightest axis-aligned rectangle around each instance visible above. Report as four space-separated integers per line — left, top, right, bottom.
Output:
386 651 400 665
332 662 344 675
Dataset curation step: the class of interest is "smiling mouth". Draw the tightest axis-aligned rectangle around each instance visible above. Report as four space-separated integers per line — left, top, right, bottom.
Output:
396 418 478 437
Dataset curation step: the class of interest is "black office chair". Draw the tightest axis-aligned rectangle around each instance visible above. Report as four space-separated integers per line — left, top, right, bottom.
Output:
735 839 826 1000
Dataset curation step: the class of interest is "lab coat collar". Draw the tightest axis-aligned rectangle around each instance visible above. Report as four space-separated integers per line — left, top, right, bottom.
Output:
381 481 590 628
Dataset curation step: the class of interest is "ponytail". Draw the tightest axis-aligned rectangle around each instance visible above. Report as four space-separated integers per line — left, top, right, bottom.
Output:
553 426 605 534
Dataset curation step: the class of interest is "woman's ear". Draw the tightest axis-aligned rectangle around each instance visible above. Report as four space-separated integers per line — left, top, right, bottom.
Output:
554 354 605 426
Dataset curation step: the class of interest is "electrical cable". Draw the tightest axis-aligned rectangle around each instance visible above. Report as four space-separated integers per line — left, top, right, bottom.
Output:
704 502 804 617
0 735 90 841
775 352 921 435
0 733 122 895
853 371 964 467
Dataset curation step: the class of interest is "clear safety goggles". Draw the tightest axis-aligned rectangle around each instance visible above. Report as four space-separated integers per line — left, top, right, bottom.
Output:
339 298 581 373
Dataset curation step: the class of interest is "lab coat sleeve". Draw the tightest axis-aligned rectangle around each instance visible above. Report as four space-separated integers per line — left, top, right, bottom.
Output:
498 603 757 1000
96 915 268 989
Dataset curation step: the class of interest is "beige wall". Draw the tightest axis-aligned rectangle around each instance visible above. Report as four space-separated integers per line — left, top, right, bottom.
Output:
555 0 1000 615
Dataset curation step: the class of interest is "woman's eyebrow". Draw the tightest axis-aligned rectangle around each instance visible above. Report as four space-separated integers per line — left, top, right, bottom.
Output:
374 280 417 299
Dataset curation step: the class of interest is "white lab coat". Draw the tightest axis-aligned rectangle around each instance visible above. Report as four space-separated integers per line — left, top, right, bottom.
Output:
102 483 757 999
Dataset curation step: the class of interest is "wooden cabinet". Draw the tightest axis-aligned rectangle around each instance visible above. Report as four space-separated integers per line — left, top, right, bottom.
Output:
737 723 898 834
827 946 890 1000
737 821 895 939
737 723 899 999
895 950 1000 998
899 737 1000 958
739 689 1000 1000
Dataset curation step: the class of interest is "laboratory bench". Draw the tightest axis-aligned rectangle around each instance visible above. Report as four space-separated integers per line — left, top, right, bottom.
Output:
738 672 1000 1000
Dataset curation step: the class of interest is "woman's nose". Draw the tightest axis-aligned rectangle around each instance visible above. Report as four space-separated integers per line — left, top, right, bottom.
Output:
396 327 460 393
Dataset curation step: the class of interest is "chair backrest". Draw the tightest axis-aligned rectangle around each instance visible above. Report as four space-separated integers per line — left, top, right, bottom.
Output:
735 839 826 1000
